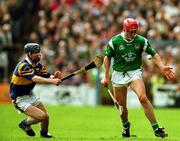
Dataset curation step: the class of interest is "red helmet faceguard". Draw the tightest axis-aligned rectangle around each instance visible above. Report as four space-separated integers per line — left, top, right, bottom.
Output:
123 18 138 32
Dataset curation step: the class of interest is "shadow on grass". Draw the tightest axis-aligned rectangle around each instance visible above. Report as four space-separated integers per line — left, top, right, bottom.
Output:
0 136 177 141
58 136 178 141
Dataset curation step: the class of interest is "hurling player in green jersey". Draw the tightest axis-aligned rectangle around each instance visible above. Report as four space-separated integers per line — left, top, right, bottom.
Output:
10 43 61 138
101 18 175 138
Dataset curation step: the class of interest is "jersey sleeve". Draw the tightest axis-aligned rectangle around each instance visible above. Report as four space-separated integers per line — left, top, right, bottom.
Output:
143 38 157 56
18 63 35 80
38 65 51 78
104 39 114 57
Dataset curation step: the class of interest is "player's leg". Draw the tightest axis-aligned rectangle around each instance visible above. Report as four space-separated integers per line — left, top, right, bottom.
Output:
114 86 128 122
24 104 49 124
130 79 168 138
35 102 53 138
18 105 48 137
15 93 50 137
130 79 156 122
22 103 52 138
113 86 130 137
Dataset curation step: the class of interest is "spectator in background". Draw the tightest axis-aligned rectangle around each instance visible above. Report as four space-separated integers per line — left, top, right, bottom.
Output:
0 24 13 46
0 0 179 86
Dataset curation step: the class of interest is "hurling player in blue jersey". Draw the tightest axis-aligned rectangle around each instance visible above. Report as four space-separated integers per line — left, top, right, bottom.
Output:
10 43 61 138
101 18 175 138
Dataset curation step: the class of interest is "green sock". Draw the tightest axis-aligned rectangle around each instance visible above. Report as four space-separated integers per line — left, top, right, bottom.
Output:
123 121 130 129
151 122 159 131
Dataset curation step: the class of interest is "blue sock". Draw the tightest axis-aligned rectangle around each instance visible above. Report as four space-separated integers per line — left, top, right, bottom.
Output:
22 119 28 126
41 130 47 135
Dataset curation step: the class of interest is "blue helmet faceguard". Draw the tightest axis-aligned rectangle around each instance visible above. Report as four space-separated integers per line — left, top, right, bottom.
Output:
24 43 40 54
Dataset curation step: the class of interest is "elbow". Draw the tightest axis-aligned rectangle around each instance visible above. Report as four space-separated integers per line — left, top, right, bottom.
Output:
31 76 38 83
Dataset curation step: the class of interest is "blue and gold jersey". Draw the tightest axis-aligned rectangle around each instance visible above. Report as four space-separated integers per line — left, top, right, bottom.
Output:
10 58 51 99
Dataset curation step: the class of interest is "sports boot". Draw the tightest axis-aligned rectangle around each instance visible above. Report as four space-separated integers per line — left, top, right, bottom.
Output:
122 124 130 137
154 127 168 138
40 130 53 138
19 120 35 136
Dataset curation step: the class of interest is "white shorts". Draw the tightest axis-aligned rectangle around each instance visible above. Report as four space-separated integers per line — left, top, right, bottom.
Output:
13 92 41 112
111 69 142 87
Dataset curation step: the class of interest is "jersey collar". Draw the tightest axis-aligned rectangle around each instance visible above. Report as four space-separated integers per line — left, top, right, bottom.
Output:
25 57 38 67
121 31 136 43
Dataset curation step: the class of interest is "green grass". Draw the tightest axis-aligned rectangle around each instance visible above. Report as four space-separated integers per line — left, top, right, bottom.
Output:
0 104 180 141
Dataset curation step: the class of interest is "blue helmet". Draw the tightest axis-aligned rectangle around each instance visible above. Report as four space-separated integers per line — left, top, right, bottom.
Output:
24 43 40 54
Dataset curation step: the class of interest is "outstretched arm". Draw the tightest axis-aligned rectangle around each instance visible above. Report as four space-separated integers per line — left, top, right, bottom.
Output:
32 75 61 85
152 54 175 79
101 56 111 86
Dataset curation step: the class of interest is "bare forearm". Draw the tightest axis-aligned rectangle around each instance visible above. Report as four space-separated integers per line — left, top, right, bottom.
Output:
152 54 165 70
32 75 55 84
101 56 111 86
104 56 111 78
152 54 175 79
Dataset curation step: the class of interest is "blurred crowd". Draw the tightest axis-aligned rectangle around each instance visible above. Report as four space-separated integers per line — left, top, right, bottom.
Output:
0 0 179 93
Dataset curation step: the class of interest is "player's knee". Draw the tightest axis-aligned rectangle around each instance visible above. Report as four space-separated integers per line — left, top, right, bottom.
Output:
139 95 148 104
39 113 49 121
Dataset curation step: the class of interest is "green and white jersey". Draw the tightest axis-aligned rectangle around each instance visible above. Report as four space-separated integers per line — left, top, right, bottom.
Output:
105 32 157 72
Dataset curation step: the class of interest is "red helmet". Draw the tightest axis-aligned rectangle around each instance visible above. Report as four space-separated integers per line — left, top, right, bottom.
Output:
123 18 138 32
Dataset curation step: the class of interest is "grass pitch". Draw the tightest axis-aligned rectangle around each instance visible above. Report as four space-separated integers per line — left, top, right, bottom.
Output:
0 104 180 141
